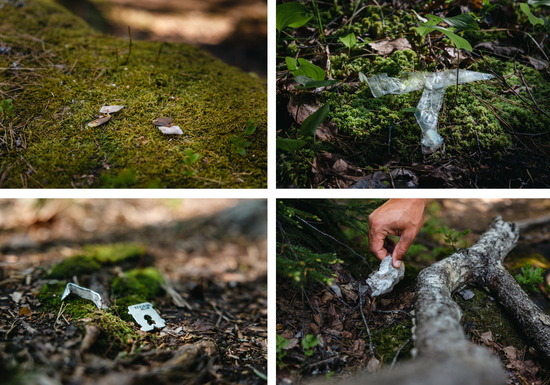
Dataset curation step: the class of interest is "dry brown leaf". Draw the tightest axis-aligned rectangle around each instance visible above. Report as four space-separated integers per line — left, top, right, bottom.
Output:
152 117 173 126
502 346 518 360
366 357 381 373
19 305 32 317
87 115 111 128
480 330 493 345
369 37 412 55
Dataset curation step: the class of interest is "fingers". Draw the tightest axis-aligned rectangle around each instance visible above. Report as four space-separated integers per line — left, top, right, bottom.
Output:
368 227 389 262
392 232 415 268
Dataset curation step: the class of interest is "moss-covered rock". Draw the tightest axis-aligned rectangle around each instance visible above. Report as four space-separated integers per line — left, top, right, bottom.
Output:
0 0 266 188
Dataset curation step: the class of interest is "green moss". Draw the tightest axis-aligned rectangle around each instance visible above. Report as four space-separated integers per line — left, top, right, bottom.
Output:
111 267 164 321
46 242 147 279
38 282 97 318
371 320 413 363
46 256 101 279
93 310 140 353
0 0 266 188
504 252 550 275
454 288 528 350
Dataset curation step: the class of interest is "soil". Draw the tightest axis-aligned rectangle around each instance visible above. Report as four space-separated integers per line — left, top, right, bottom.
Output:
0 199 267 385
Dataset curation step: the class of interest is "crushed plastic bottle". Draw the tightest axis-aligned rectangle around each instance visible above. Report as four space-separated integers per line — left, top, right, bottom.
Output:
367 70 494 153
366 255 405 297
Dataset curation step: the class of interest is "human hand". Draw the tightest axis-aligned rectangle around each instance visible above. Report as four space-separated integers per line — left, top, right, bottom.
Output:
368 199 427 268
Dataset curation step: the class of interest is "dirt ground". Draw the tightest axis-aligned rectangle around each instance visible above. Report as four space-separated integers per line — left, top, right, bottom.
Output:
0 199 267 384
276 199 550 384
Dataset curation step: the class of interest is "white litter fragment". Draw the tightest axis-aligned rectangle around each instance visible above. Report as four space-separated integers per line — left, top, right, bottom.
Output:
366 255 405 297
61 283 107 309
10 291 22 304
99 105 124 114
158 125 183 135
128 302 166 332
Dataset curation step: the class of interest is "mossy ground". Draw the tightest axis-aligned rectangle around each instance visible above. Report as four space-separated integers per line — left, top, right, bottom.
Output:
276 3 550 187
38 244 164 352
0 0 267 188
46 242 147 279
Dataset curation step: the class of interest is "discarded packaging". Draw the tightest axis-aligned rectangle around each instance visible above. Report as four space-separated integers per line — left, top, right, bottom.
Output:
158 125 183 135
61 283 107 309
99 105 124 114
127 302 166 332
87 115 111 128
367 70 494 153
366 255 405 297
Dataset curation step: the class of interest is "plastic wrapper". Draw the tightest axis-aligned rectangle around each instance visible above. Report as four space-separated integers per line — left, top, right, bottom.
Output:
366 255 405 297
367 70 494 153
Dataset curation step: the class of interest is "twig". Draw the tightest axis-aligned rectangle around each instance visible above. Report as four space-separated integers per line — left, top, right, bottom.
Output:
295 215 373 272
515 61 541 110
359 282 374 357
123 26 132 65
389 337 411 371
54 301 67 331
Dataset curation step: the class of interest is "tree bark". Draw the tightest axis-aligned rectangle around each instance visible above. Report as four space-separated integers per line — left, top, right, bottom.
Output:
347 217 550 385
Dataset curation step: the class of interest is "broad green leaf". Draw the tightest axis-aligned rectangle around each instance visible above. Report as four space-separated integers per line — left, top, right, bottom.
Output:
358 72 369 82
241 141 250 147
237 148 247 156
294 79 338 89
285 57 298 71
415 19 439 37
401 107 418 112
300 103 330 137
441 13 479 30
286 58 326 81
529 0 550 5
418 23 473 51
245 120 257 135
425 14 443 23
339 33 356 49
276 3 312 32
294 75 315 86
277 138 307 153
520 3 544 26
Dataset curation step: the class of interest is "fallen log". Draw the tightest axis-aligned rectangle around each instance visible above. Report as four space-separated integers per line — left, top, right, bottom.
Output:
347 216 550 385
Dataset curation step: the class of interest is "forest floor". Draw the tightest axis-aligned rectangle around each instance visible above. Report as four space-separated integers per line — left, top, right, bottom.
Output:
276 0 550 188
0 199 267 385
276 199 550 384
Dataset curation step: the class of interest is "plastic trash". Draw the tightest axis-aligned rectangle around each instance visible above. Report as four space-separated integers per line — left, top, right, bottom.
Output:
128 302 166 332
367 70 494 153
366 255 405 297
61 282 107 309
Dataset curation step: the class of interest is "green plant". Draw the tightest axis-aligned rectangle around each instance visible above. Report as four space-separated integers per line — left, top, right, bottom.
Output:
437 228 471 252
229 119 257 156
276 334 290 366
183 149 200 176
0 98 14 123
302 334 320 356
515 262 544 293
276 2 312 42
520 3 544 27
339 32 356 58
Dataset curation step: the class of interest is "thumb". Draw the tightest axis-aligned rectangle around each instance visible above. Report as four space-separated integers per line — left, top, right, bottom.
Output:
392 233 415 268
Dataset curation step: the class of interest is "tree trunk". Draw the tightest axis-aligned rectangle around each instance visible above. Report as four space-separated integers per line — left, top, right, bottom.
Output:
347 216 550 385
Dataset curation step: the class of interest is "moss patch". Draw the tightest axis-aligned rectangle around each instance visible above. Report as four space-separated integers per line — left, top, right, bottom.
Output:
38 281 97 318
0 0 266 188
371 320 413 363
46 242 147 279
111 267 165 321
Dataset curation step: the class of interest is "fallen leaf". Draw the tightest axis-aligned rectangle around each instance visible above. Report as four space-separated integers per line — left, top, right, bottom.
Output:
10 291 22 304
528 56 548 71
19 305 32 317
502 346 518 360
369 37 412 55
480 330 493 345
87 115 111 128
153 117 173 126
474 40 524 57
366 357 381 373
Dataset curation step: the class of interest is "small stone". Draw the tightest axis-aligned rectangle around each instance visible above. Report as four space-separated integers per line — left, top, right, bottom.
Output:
152 117 173 126
158 125 183 135
99 105 124 114
87 115 111 128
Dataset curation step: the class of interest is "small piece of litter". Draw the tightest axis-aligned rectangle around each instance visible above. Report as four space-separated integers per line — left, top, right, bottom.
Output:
10 291 22 304
458 289 475 300
99 105 124 114
128 302 166 332
158 125 183 135
87 115 111 128
366 255 405 297
61 283 107 309
152 117 173 126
